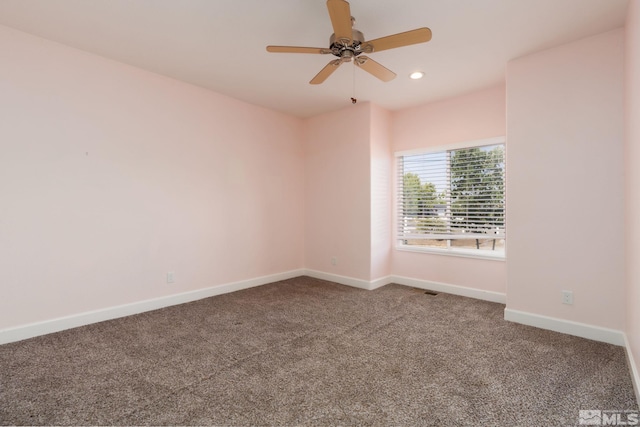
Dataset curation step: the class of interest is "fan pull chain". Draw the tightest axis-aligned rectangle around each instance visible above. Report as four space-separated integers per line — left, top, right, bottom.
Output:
351 62 357 104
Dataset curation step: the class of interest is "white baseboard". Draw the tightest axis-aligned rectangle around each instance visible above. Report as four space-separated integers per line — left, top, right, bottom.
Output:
4 268 578 349
0 269 305 345
303 269 383 290
624 334 640 406
370 275 391 290
504 308 625 346
302 271 506 303
389 275 507 304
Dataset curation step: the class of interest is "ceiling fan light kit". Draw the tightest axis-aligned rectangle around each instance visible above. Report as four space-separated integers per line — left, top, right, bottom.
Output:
266 0 432 85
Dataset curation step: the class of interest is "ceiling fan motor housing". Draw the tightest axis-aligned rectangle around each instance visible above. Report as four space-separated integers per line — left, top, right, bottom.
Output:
329 28 370 60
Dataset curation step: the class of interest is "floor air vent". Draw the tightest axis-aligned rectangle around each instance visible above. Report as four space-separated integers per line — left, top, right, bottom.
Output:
411 288 439 296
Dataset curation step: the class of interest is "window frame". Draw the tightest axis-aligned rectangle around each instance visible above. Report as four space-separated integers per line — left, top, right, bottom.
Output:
394 136 506 261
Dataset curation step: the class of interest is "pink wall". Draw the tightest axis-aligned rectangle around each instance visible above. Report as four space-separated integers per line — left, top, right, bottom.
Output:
303 103 372 280
507 29 625 330
393 85 507 151
0 25 305 330
369 104 392 280
625 0 640 392
391 85 507 294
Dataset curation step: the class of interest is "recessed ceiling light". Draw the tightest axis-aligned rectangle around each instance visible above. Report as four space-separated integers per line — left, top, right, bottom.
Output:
409 71 425 80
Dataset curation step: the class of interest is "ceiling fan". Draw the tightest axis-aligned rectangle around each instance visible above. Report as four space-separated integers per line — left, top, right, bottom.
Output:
266 0 432 85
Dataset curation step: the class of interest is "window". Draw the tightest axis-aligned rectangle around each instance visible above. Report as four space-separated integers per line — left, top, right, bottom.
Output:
396 137 506 258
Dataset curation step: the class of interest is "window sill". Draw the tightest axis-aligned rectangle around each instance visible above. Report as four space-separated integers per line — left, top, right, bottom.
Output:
395 244 506 261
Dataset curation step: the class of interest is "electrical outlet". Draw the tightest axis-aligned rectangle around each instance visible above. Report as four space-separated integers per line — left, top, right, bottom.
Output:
167 272 175 284
331 256 337 266
561 290 573 305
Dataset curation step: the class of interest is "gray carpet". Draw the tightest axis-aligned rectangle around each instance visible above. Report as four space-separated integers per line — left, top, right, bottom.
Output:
0 276 637 426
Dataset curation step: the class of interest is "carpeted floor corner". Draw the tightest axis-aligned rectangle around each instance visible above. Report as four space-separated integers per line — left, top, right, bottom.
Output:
0 276 637 425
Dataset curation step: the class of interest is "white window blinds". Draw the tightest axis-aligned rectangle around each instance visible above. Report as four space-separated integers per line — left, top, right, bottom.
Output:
396 141 506 251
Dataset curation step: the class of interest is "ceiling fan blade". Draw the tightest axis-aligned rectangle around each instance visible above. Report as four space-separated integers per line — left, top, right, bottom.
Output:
355 56 396 82
363 27 432 53
266 46 332 54
310 59 343 85
326 0 352 44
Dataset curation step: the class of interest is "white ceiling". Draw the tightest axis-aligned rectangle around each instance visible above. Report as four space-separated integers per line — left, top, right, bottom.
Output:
0 0 629 118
